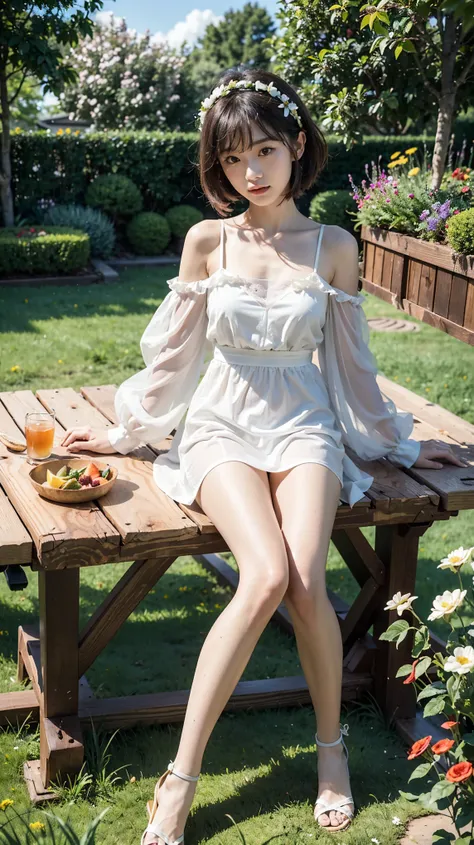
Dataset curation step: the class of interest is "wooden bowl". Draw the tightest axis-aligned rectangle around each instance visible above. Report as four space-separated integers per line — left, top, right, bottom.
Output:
29 459 118 504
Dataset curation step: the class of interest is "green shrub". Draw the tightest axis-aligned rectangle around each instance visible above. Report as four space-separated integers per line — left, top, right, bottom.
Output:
85 174 143 220
126 212 171 255
165 204 203 237
0 226 90 276
309 190 355 232
43 203 115 258
446 207 474 255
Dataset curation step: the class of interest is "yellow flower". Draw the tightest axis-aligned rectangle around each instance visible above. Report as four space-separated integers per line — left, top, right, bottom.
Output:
14 127 21 134
56 128 64 135
10 365 20 372
397 156 409 165
408 167 420 177
29 822 45 832
390 151 401 160
405 377 411 382
463 375 467 379
74 130 80 136
404 147 418 155
65 128 71 134
163 594 169 599
24 298 28 303
425 387 430 392
0 799 14 810
58 359 63 364
74 303 78 308
444 383 448 388
387 160 400 169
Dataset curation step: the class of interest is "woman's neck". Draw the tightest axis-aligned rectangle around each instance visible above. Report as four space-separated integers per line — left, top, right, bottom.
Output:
241 198 303 237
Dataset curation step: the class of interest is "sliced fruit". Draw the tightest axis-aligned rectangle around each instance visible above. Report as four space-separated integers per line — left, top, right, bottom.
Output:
61 478 82 490
97 477 108 486
56 465 69 478
46 469 67 489
85 462 101 480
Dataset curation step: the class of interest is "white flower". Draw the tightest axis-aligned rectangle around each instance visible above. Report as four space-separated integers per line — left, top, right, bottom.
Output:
384 591 418 616
392 816 401 826
438 546 474 572
254 80 268 91
428 588 467 621
267 84 280 97
371 839 380 844
444 645 474 674
468 629 474 638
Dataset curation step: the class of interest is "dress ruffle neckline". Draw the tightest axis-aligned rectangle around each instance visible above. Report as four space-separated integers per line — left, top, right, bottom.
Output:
167 268 365 306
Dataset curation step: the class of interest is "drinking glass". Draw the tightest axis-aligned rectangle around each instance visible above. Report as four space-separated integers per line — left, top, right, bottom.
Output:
25 411 55 462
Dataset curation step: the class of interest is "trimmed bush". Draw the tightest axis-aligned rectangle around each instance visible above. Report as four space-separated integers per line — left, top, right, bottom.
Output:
126 212 171 255
0 226 90 276
446 207 474 255
309 190 355 232
43 203 115 258
165 204 203 238
85 174 143 220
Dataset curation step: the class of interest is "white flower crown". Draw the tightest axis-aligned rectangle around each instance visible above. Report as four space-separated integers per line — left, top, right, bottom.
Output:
198 79 303 130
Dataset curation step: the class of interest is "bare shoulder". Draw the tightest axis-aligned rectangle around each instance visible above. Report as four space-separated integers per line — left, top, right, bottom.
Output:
178 218 221 282
324 225 360 296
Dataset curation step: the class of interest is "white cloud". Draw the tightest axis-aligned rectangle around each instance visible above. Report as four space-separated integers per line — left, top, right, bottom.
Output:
151 9 222 50
95 10 126 29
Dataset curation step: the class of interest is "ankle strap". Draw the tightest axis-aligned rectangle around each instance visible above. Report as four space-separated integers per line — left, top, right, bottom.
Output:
168 760 200 782
315 723 349 747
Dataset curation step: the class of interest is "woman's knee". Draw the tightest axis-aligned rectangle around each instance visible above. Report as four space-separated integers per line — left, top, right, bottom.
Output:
238 550 289 616
284 559 329 619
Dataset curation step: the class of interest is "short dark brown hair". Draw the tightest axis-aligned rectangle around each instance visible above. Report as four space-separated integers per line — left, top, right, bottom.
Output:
198 68 328 216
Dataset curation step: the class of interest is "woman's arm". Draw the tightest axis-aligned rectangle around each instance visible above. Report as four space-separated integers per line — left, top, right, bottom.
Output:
62 220 220 455
318 228 468 471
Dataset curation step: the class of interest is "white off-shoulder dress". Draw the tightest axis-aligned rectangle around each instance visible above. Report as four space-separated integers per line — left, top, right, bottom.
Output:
107 221 421 508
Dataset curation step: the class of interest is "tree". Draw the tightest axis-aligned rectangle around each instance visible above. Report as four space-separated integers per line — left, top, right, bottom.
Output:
60 17 195 132
0 0 103 226
184 1 276 103
8 71 44 128
272 0 474 189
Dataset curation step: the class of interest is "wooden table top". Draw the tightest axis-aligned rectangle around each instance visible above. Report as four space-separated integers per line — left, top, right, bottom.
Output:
0 377 473 571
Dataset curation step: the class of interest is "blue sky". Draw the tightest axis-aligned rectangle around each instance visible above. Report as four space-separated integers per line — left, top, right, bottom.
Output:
98 1 279 35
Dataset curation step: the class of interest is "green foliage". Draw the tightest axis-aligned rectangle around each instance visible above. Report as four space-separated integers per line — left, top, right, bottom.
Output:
85 174 142 222
126 212 171 255
446 208 474 255
0 227 90 276
11 131 199 219
309 189 355 232
0 806 108 844
165 204 203 238
43 204 115 258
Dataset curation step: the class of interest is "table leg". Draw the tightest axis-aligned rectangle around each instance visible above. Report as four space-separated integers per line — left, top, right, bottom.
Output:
372 522 431 724
38 568 84 788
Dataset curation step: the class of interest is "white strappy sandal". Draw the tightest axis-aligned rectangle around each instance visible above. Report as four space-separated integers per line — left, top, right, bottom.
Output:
314 723 355 834
140 760 200 845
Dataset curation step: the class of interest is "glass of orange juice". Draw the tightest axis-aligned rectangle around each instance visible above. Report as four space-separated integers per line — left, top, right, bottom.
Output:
25 411 55 462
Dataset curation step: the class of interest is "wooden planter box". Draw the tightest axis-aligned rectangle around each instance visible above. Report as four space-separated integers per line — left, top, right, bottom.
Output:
361 225 474 345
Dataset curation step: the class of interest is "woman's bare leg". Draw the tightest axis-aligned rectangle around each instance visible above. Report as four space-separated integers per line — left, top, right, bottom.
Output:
268 462 352 830
144 461 289 845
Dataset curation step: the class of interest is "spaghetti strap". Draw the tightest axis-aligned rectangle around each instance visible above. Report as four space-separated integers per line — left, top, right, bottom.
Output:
219 220 225 270
313 223 325 274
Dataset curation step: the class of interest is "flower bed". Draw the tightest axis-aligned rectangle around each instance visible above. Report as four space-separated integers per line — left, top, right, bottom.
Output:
351 147 474 345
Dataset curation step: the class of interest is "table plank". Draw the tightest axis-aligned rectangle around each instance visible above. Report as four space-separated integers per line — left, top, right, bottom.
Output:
36 388 199 548
0 486 32 565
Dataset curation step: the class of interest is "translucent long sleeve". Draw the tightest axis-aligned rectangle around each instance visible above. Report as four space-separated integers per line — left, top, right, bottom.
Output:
318 289 421 467
107 282 208 455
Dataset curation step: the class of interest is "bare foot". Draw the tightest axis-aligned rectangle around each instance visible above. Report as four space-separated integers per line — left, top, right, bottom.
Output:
143 773 198 845
315 743 354 829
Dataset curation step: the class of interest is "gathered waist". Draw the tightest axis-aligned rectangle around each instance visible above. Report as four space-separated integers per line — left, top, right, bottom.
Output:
213 344 313 368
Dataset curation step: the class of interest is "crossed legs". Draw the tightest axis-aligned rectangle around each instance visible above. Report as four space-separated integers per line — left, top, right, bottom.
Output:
143 460 349 844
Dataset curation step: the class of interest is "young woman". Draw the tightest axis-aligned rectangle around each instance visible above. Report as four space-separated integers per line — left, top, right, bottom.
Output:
62 69 466 844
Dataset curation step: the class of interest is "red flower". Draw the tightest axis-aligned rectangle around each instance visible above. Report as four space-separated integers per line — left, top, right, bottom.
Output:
446 761 473 783
461 186 470 193
403 659 419 684
29 227 36 233
431 739 454 755
408 735 432 760
441 720 459 729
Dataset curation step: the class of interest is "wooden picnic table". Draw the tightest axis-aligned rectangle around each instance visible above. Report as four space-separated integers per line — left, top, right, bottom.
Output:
0 370 473 803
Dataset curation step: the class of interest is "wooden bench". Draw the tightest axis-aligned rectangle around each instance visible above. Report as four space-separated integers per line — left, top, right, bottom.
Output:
0 374 473 802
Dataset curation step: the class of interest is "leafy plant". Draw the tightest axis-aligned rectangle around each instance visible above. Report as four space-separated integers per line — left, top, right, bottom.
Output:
0 805 108 844
85 174 142 222
43 204 115 258
126 212 170 255
446 208 474 256
309 189 355 233
380 544 474 839
84 722 128 800
164 205 203 238
224 814 285 844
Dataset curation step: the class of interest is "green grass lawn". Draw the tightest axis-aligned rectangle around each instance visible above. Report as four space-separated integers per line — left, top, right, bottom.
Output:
0 268 473 843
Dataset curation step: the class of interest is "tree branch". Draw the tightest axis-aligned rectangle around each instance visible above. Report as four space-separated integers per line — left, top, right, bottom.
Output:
411 50 440 102
8 67 29 105
455 51 474 90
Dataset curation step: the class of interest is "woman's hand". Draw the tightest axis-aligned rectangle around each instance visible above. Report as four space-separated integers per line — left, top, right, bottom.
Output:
413 439 469 469
61 426 117 454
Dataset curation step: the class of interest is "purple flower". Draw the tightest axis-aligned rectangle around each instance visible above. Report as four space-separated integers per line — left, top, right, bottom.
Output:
438 200 451 220
408 193 414 199
419 209 430 221
427 216 438 231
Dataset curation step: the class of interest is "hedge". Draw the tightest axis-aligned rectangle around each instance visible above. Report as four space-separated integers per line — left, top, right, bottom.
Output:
0 227 90 276
5 124 474 221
